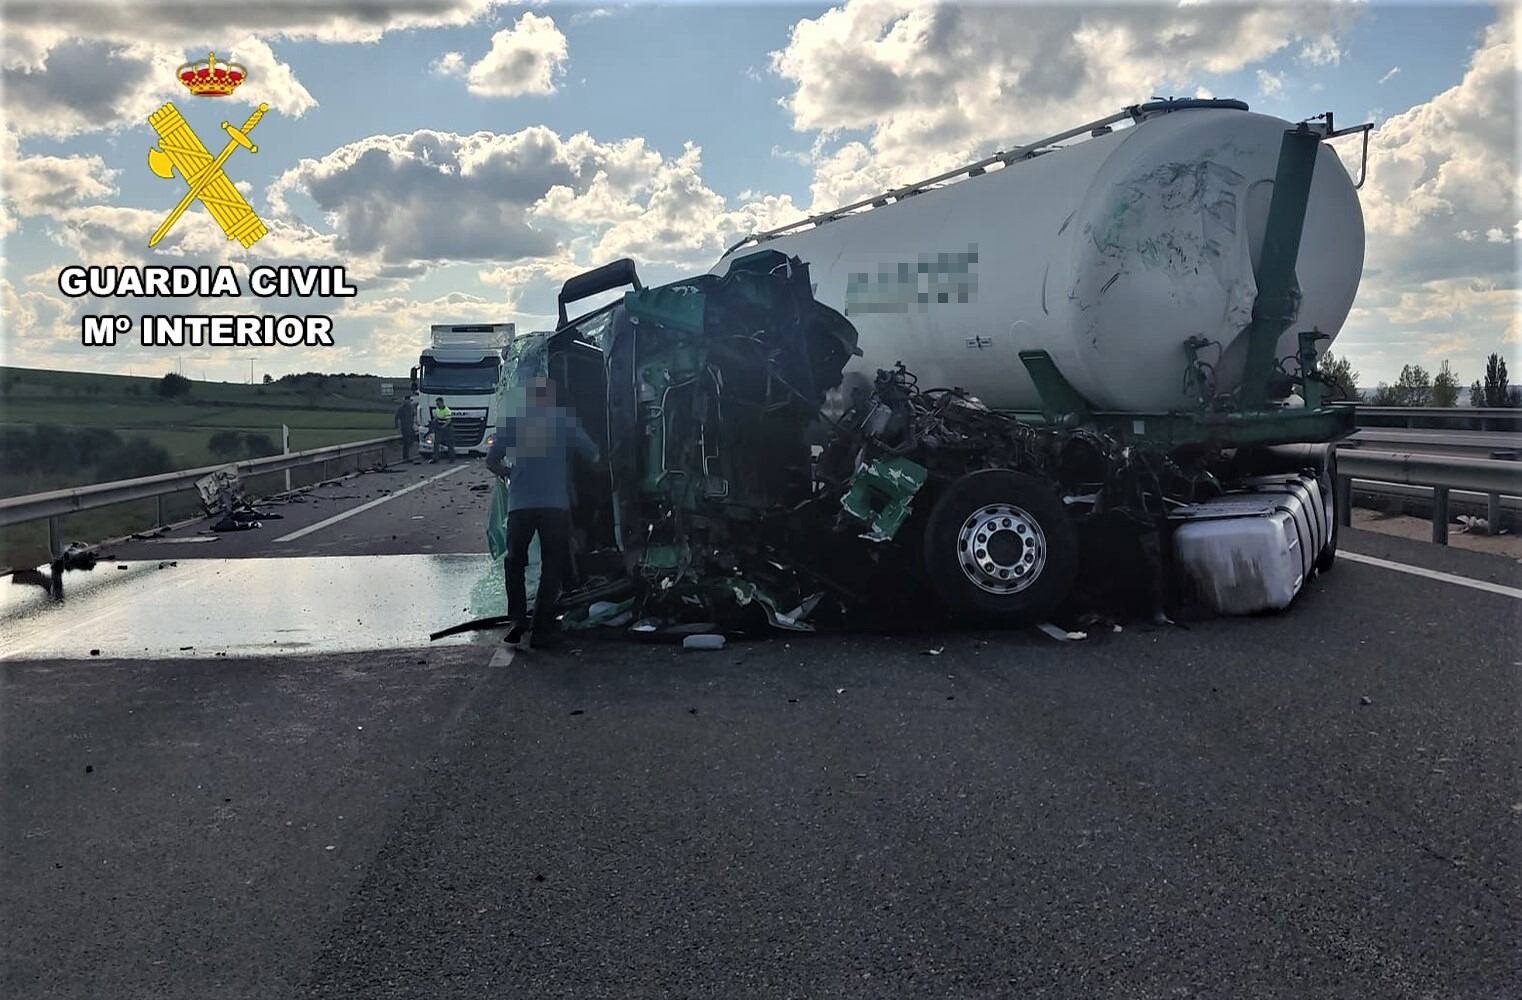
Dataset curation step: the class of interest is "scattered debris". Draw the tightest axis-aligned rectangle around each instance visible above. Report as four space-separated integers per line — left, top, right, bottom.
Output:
923 646 944 656
89 649 100 656
682 634 726 651
1360 695 1373 706
1038 623 1088 642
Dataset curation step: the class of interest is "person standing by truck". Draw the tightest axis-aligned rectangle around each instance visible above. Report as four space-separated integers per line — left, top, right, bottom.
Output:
428 397 455 462
485 374 600 650
394 394 418 461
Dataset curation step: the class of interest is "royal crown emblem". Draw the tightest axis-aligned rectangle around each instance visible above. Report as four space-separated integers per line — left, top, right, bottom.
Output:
177 51 247 97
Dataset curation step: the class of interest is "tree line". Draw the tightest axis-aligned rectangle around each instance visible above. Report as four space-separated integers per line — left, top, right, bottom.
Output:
1317 350 1517 407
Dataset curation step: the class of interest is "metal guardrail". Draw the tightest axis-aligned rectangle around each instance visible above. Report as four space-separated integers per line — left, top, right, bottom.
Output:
0 435 402 550
1354 406 1522 431
1336 448 1522 544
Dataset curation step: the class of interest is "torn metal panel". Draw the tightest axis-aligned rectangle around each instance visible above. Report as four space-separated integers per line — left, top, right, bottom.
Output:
839 457 927 542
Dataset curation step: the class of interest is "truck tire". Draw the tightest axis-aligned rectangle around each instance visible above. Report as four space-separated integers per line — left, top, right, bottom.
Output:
1316 451 1340 574
921 470 1078 625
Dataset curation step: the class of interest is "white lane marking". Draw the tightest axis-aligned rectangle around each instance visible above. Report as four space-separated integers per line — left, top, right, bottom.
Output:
274 465 469 543
488 647 516 668
1341 550 1522 601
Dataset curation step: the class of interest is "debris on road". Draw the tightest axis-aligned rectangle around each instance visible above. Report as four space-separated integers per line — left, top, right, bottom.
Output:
1037 624 1088 642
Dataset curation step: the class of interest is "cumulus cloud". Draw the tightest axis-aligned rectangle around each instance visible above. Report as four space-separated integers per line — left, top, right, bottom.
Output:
0 1 507 136
1340 11 1521 380
1 36 313 138
268 125 787 272
1358 13 1517 246
569 7 614 26
1 137 118 218
431 51 467 76
442 12 568 98
1 1 507 47
1299 34 1341 66
1256 69 1285 97
769 0 1356 207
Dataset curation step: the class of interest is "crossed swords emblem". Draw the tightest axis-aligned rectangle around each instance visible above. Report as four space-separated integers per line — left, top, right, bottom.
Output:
146 101 270 248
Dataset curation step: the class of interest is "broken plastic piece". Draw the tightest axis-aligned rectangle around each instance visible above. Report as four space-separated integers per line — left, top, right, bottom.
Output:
682 634 726 650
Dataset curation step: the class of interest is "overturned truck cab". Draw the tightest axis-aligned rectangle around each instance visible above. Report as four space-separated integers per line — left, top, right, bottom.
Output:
505 248 1344 635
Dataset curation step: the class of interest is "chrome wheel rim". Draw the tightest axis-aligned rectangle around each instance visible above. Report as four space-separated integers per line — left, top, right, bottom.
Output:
956 503 1046 595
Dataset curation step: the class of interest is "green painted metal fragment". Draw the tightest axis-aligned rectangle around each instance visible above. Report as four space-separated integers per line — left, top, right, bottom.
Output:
840 456 928 542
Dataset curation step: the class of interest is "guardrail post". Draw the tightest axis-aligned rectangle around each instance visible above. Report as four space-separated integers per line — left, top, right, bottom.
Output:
1335 474 1352 528
1490 449 1517 535
156 495 165 528
46 515 59 557
1432 487 1450 545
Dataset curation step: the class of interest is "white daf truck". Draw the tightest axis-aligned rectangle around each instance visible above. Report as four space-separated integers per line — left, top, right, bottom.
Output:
409 323 515 456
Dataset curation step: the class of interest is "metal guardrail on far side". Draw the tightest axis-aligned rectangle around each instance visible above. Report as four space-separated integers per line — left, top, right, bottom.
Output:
1336 448 1522 545
0 434 402 553
1353 406 1522 432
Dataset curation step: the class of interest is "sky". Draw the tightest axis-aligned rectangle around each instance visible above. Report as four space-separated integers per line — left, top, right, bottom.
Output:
0 0 1517 388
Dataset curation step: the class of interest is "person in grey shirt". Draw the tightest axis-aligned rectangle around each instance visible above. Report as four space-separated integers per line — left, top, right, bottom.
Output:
485 374 600 650
393 395 417 462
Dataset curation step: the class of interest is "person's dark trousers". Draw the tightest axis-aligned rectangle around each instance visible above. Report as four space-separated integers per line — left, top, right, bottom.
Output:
504 508 571 641
399 431 413 462
439 423 455 461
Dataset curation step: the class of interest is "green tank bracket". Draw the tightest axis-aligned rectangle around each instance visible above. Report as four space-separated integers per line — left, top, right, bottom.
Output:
1018 350 1092 424
1240 125 1322 409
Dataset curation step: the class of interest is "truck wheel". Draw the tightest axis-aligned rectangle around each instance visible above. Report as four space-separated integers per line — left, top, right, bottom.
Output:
921 470 1078 625
1316 451 1340 574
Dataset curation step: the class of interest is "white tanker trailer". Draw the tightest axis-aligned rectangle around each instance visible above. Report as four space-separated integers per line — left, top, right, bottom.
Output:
715 98 1365 415
502 99 1375 632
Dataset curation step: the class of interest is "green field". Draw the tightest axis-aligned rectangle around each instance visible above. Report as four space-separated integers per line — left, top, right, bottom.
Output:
0 366 408 569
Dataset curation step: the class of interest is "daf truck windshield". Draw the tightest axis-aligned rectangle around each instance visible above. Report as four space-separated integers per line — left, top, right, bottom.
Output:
420 360 498 393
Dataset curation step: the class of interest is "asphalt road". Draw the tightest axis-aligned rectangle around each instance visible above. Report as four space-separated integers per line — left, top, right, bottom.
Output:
106 457 491 561
2 458 1520 998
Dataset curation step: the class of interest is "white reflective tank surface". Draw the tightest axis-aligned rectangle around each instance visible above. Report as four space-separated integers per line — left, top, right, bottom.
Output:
714 107 1365 412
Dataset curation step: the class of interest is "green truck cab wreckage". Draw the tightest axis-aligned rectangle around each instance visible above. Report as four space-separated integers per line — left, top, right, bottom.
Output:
477 119 1361 637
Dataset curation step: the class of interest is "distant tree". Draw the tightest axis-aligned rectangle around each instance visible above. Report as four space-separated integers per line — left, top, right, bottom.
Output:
1370 364 1433 406
1317 350 1361 400
97 436 173 481
262 373 274 384
157 372 192 398
74 428 123 466
242 432 279 458
0 427 34 474
207 430 244 459
1431 360 1461 407
30 424 76 475
1475 352 1514 408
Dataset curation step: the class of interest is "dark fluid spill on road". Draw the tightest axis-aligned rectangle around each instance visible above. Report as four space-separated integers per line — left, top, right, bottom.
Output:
1 554 508 660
